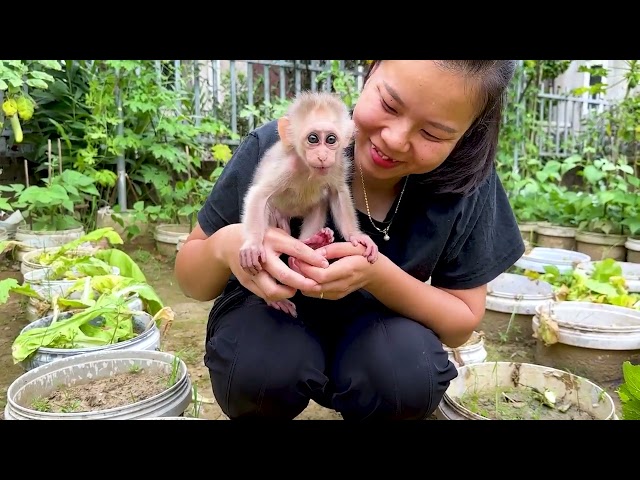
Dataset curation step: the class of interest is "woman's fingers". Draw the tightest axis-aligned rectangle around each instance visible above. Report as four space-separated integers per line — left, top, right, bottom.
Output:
263 253 319 292
319 241 367 260
266 228 330 269
247 269 297 302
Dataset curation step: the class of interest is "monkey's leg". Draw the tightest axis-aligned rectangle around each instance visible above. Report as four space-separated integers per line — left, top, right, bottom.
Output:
270 207 291 236
301 228 334 250
298 201 334 250
266 299 298 318
330 186 379 263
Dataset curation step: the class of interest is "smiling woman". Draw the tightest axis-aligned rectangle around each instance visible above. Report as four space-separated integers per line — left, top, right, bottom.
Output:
174 59 525 421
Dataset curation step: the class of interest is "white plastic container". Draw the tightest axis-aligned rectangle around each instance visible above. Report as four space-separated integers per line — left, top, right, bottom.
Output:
4 350 192 420
515 247 591 274
481 272 555 342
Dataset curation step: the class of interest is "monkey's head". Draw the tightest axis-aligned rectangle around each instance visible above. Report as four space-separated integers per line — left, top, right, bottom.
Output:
278 92 354 176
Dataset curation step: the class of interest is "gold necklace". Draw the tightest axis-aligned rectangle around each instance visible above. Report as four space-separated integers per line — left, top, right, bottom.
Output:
357 159 408 241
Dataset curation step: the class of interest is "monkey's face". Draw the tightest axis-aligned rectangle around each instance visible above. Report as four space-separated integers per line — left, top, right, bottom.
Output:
302 126 342 175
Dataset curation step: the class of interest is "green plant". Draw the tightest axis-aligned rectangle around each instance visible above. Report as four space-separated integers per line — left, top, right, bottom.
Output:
524 258 640 309
10 283 172 363
617 361 640 420
0 60 63 144
315 60 362 108
0 228 149 316
2 169 100 231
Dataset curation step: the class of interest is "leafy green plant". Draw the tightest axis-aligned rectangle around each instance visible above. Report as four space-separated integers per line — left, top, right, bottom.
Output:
617 361 640 420
573 156 638 235
525 258 640 309
0 60 63 144
315 60 362 108
10 280 172 363
0 227 147 315
2 169 100 231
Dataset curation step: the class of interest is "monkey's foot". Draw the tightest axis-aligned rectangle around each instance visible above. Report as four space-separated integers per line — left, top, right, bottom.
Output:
267 299 298 318
239 242 267 276
349 233 379 263
302 227 334 250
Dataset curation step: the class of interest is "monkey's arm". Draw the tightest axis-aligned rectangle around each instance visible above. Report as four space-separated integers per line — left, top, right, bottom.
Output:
241 183 272 244
239 182 275 274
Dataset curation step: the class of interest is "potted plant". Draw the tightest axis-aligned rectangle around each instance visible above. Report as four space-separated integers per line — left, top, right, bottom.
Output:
3 349 192 419
8 278 170 370
149 175 215 256
435 361 617 420
2 169 100 262
0 227 148 321
573 157 635 261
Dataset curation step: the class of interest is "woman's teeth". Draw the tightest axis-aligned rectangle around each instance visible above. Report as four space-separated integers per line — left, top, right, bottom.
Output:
373 144 397 162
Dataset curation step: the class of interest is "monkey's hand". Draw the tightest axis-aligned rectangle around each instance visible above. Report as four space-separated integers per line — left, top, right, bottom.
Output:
348 233 378 264
239 240 267 276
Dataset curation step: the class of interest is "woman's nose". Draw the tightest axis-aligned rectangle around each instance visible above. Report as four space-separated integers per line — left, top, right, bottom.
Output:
380 124 411 155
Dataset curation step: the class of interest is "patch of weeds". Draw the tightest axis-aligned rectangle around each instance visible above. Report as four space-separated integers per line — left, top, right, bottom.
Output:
129 247 165 281
60 399 82 413
175 346 199 365
130 248 153 264
184 385 203 418
31 396 51 412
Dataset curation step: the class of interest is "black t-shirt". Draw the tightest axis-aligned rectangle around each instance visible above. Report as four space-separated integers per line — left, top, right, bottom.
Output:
198 120 524 302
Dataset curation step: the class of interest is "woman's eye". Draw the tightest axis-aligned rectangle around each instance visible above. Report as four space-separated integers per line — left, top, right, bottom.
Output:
381 99 395 113
424 131 443 141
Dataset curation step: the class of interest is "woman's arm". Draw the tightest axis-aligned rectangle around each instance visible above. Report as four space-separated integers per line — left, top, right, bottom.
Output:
174 223 234 301
365 253 486 348
293 242 486 348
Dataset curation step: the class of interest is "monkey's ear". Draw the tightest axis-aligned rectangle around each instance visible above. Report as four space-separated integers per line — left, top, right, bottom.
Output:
343 120 356 144
277 117 292 148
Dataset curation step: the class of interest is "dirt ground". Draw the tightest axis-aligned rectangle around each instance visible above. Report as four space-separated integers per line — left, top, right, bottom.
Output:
0 234 624 420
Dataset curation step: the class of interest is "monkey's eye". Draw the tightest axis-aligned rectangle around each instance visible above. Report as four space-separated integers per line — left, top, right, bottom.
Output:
325 134 337 145
307 133 319 144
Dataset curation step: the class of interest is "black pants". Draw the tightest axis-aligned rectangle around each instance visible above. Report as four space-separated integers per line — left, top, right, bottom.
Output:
204 286 458 420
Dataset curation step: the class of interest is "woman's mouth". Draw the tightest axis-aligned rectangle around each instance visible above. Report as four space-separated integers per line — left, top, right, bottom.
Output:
370 143 399 169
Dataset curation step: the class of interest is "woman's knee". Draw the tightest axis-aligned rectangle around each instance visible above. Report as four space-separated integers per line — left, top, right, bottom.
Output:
205 297 328 419
331 315 458 420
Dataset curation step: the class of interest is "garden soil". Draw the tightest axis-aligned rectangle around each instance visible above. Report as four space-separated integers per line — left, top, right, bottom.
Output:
0 234 623 420
28 369 171 413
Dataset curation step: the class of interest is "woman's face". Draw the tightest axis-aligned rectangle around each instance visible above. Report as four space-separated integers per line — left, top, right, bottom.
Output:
352 60 482 183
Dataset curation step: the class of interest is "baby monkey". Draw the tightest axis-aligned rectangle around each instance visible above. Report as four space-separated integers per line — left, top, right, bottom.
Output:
239 91 378 317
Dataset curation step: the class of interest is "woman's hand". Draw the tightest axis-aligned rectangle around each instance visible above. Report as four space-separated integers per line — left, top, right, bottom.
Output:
288 242 382 300
221 223 329 303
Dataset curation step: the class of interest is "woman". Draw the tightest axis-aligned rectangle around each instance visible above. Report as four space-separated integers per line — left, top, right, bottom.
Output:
175 60 525 420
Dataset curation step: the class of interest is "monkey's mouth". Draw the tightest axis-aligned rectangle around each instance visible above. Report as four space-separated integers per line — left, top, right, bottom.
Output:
313 166 330 175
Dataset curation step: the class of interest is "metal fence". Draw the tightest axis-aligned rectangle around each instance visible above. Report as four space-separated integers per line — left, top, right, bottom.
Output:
186 60 369 146
524 84 611 158
187 60 615 159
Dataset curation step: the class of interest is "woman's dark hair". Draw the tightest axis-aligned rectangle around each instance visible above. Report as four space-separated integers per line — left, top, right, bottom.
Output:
361 60 517 196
